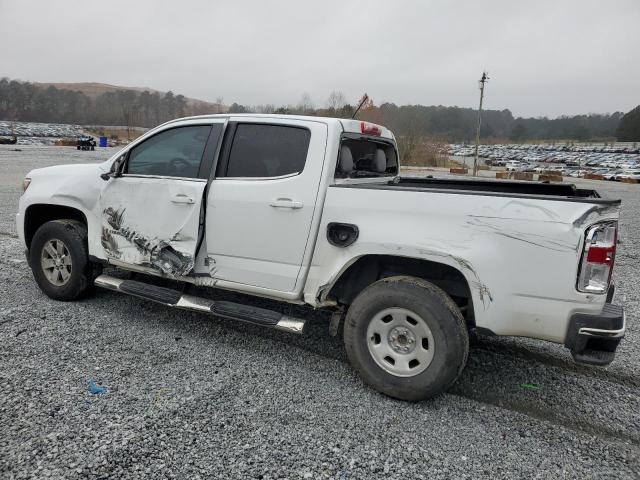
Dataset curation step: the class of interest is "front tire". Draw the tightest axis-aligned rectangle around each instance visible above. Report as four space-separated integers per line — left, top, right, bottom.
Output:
29 220 99 301
344 276 469 401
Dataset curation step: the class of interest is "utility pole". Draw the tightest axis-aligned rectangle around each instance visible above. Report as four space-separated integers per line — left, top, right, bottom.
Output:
472 71 489 176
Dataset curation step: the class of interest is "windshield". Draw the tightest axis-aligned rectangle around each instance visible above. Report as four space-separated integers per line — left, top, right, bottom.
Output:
335 136 398 178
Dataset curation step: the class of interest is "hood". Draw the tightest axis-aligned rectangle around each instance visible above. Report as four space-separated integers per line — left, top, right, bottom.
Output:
25 162 107 213
28 162 107 179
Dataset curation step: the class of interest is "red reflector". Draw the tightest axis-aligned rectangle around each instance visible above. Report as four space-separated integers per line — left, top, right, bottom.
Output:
360 121 381 136
586 246 615 264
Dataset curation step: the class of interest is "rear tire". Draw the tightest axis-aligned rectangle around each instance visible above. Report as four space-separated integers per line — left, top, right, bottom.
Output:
344 276 469 401
29 220 100 301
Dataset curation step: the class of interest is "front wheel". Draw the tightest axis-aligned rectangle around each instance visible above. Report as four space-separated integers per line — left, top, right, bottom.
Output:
344 276 469 401
29 220 99 301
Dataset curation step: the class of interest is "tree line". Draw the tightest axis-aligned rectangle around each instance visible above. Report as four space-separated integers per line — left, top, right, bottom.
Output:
238 96 629 143
0 78 215 128
0 78 637 142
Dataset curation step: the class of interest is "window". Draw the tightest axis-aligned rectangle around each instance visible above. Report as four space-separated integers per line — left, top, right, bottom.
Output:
127 125 213 178
225 124 311 178
335 138 398 178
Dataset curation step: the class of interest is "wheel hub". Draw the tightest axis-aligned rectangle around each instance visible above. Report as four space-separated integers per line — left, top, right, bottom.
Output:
388 326 416 354
366 307 436 377
41 238 72 286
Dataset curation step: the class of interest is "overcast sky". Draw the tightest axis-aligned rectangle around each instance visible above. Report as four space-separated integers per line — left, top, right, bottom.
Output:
1 0 638 118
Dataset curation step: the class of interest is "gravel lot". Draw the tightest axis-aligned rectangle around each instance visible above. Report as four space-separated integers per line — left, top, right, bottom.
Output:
1 145 638 479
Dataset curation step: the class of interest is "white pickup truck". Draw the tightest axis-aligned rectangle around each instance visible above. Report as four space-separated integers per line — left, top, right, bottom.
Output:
17 115 625 400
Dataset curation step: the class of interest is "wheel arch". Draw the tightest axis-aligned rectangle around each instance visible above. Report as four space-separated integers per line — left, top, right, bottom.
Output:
24 203 88 250
325 254 476 327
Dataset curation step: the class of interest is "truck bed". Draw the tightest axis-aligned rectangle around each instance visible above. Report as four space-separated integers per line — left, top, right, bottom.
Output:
336 176 620 204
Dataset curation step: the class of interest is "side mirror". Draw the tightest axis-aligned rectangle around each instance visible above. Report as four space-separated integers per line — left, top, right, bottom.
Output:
101 154 126 181
100 171 117 181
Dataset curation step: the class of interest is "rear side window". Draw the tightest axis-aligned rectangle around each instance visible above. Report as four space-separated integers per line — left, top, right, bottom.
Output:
335 138 398 178
127 125 212 178
225 124 311 178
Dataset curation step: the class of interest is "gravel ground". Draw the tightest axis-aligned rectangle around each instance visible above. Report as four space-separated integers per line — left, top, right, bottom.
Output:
0 145 638 479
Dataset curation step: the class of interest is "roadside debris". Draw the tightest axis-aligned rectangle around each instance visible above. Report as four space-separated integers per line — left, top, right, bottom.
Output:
88 380 107 395
520 383 540 391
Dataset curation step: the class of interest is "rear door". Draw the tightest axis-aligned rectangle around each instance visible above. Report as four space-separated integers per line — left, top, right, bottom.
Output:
205 118 328 293
98 121 224 276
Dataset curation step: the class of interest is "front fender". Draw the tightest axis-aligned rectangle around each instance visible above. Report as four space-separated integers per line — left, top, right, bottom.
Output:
19 163 105 255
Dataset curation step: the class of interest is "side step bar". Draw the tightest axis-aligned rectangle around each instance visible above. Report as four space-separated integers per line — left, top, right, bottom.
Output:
95 274 306 334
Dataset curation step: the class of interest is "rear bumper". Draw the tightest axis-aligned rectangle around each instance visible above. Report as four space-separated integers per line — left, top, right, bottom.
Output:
564 303 625 366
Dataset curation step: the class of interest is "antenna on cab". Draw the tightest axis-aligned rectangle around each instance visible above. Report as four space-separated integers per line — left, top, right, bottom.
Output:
352 93 369 119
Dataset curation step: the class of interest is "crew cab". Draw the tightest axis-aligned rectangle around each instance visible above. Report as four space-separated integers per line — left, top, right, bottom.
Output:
17 115 625 400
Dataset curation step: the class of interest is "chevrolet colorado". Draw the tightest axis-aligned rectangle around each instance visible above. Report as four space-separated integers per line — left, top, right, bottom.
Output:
17 115 625 400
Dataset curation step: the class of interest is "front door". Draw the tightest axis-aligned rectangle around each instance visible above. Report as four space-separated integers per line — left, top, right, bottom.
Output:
205 118 327 292
99 122 223 276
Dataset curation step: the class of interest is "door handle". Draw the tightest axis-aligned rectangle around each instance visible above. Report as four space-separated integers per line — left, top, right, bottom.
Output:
170 193 195 204
269 198 303 209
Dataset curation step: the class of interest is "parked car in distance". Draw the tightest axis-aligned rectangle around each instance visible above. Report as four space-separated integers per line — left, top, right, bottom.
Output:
505 160 521 171
0 134 18 145
604 169 624 181
517 163 538 172
617 169 640 181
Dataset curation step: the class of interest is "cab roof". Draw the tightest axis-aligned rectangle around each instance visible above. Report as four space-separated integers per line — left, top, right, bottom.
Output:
164 114 395 140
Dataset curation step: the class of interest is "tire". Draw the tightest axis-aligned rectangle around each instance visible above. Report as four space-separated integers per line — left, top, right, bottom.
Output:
344 276 469 401
29 220 100 301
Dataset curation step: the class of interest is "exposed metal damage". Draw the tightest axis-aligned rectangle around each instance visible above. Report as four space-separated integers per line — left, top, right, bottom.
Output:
409 247 494 310
101 207 194 277
315 246 494 311
465 217 577 252
449 254 493 309
383 244 495 310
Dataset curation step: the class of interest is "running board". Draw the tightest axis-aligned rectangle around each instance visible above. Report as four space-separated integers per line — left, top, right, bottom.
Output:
94 274 306 334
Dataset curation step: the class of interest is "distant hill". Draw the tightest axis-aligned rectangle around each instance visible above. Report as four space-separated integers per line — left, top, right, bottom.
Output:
33 81 226 112
0 78 226 127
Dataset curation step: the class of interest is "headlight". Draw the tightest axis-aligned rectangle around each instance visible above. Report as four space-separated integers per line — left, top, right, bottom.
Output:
22 177 31 192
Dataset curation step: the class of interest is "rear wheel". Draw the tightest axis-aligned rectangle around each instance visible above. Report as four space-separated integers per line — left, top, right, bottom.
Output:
344 276 469 401
29 220 100 301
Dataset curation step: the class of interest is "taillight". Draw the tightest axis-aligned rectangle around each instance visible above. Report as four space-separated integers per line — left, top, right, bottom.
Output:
360 121 381 136
577 221 617 293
